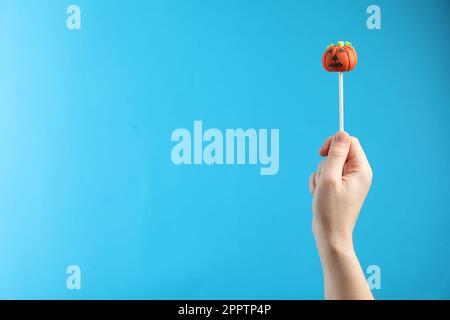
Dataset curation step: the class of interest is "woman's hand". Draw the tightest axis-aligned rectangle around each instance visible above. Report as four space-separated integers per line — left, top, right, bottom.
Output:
309 131 374 300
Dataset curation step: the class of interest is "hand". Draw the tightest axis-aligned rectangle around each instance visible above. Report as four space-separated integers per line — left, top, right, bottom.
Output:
309 131 374 300
310 131 373 253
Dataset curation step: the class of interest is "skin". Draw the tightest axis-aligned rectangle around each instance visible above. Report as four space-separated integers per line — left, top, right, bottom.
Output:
309 131 374 300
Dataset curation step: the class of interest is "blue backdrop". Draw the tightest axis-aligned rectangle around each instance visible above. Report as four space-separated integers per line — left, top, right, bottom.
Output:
0 0 449 299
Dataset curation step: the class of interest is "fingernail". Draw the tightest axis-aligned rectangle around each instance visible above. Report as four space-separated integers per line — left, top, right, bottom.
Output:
334 131 349 144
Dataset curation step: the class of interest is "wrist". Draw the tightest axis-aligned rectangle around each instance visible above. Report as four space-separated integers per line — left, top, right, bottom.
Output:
316 238 357 275
314 229 355 258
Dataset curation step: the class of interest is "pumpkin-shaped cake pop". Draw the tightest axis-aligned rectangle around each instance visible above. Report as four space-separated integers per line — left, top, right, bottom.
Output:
322 41 358 72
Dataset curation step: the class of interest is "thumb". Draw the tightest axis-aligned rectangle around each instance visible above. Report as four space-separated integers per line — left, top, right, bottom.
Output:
323 131 351 181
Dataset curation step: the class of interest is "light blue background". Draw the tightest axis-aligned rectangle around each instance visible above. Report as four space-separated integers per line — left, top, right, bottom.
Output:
0 0 449 299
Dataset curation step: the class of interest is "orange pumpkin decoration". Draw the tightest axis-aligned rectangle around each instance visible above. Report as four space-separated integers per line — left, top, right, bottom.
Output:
322 41 358 72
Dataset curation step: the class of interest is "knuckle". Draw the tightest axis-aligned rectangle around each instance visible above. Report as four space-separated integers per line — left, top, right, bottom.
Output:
361 167 373 185
328 148 347 158
317 160 325 171
321 175 339 187
367 165 374 180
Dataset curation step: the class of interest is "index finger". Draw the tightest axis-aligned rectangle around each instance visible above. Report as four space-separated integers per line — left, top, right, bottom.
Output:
319 136 333 156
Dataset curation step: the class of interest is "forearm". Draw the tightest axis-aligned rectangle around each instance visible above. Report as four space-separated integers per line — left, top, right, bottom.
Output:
317 239 374 300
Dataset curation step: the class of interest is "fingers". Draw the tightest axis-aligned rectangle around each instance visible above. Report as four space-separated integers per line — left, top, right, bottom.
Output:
346 137 373 181
316 160 323 184
310 160 325 195
347 137 369 166
319 136 333 156
309 172 316 194
322 131 351 182
315 132 372 187
320 134 367 165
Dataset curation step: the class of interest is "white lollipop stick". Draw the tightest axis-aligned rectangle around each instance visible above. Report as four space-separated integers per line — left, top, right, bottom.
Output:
339 72 344 132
